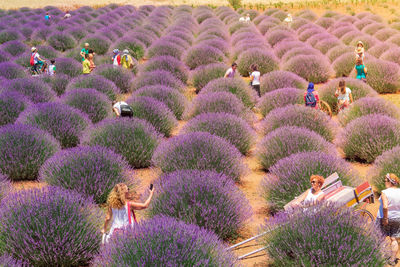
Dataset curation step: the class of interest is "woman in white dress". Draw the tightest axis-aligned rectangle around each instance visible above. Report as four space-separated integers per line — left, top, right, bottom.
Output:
102 183 154 243
291 175 325 207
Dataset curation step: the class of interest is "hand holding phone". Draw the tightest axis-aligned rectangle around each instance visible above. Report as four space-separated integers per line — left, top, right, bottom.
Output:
149 184 153 191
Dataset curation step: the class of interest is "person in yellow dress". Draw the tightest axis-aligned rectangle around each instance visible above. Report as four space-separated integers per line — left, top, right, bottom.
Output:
120 49 134 70
82 54 91 74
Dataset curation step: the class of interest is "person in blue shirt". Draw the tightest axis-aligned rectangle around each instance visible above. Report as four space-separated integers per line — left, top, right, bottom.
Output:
44 12 51 21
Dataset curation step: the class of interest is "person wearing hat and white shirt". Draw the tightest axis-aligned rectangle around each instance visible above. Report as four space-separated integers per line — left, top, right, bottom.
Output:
284 13 293 27
120 49 134 70
355 41 365 61
112 49 121 66
31 47 45 75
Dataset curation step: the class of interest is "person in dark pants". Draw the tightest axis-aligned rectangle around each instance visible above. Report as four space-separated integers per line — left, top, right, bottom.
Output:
250 64 261 97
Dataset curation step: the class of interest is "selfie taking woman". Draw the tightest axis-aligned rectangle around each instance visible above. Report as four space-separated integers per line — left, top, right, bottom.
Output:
102 183 154 243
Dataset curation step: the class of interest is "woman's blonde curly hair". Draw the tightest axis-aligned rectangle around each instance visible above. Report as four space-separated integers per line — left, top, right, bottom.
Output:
107 183 127 209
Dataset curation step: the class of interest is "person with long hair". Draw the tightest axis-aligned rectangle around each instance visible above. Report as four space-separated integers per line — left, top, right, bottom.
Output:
335 80 353 111
377 173 400 266
102 183 154 243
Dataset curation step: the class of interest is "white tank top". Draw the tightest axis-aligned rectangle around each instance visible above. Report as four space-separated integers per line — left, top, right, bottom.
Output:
304 189 324 205
378 188 400 219
109 203 134 236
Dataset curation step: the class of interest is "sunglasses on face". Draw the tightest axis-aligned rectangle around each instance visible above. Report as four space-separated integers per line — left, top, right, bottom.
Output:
311 181 318 185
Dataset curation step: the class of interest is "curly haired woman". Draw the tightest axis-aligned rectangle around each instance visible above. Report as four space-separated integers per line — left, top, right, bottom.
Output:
290 175 325 207
102 183 154 243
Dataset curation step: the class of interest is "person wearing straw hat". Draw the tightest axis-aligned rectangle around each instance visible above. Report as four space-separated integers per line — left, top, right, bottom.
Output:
355 41 365 61
377 173 400 266
30 47 46 75
304 82 320 109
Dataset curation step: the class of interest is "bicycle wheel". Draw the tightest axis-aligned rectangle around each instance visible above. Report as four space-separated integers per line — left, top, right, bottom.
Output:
319 100 332 117
353 209 374 223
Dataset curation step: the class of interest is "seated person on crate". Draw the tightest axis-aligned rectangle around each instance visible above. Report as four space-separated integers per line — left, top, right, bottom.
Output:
289 175 325 207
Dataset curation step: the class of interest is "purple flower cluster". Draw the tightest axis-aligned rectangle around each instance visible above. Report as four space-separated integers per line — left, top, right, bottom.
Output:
153 132 247 182
132 70 185 92
184 44 225 70
48 32 77 51
261 104 337 141
39 146 133 204
126 96 177 137
338 114 400 163
66 74 120 101
17 102 91 148
191 62 226 92
132 85 187 120
264 203 387 265
0 62 26 79
0 186 102 266
141 55 189 83
257 126 336 171
257 87 303 117
332 52 357 77
260 70 308 95
83 118 160 168
0 40 27 57
4 77 55 103
0 124 60 180
93 216 237 266
363 57 400 93
0 90 31 126
182 112 256 154
237 48 279 77
147 39 184 59
54 57 82 77
283 54 333 83
94 64 134 93
149 170 252 240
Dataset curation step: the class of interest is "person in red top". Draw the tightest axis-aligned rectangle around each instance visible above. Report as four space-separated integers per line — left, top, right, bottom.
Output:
304 82 319 109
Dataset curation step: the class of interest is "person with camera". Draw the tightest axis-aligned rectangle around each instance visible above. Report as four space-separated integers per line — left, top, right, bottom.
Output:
112 101 133 118
102 183 154 243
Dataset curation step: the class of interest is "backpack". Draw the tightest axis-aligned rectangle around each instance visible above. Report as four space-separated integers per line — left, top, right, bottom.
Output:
120 104 133 117
30 53 36 66
305 92 317 107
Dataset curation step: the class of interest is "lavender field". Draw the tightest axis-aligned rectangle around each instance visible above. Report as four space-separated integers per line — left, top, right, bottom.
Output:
0 3 400 266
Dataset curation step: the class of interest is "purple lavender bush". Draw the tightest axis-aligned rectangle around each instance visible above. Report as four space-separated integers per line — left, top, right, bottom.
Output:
192 63 226 92
257 87 303 117
0 30 20 44
266 30 295 47
260 70 308 95
153 132 246 182
83 118 160 168
48 32 76 51
0 186 102 266
326 45 354 61
55 57 82 77
332 52 357 77
257 126 335 171
149 170 251 240
0 50 10 63
41 73 69 96
0 124 60 180
369 146 400 193
80 35 110 55
132 85 187 120
319 77 378 114
380 47 400 66
60 88 111 123
39 146 133 204
94 64 133 93
0 62 26 79
182 112 256 155
362 58 400 93
237 48 279 77
141 55 189 83
93 216 236 266
17 102 91 148
0 90 31 126
274 40 306 59
4 77 55 103
264 203 387 265
132 70 185 92
0 40 27 57
263 151 360 211
199 77 257 108
339 97 400 126
115 37 145 60
261 105 337 141
66 74 119 101
126 96 177 137
283 54 333 83
0 254 27 267
338 114 400 163
186 92 251 121
146 40 184 59
184 44 225 70
0 172 11 201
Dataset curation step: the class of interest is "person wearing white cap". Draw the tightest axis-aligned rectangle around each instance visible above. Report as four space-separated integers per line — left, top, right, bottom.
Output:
112 49 121 66
30 47 45 75
120 49 134 70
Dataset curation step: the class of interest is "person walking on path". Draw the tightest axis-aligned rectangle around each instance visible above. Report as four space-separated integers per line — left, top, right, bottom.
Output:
224 62 237 78
250 64 261 97
102 183 154 243
335 80 353 111
304 82 320 109
355 58 367 82
377 173 400 266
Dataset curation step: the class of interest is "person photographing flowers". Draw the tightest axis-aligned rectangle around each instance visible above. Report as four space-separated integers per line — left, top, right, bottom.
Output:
102 183 154 243
377 173 400 266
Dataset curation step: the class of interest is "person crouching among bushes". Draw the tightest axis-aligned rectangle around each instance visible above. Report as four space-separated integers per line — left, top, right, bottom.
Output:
304 82 319 109
377 173 400 266
112 101 133 118
290 175 325 207
102 183 154 243
335 80 353 112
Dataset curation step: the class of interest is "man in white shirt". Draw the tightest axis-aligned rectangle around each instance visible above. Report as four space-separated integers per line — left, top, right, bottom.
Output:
224 62 238 78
